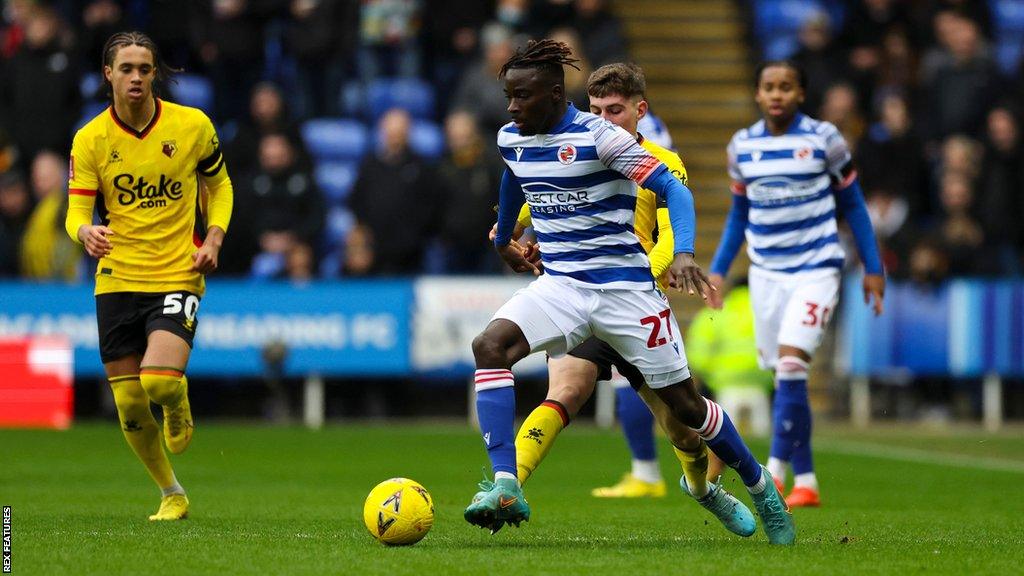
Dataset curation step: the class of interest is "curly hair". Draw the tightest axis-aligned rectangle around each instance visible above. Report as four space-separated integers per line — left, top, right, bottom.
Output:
498 38 581 80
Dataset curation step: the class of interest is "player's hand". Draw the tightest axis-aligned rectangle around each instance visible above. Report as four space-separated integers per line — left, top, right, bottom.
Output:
496 241 540 276
488 222 526 242
78 224 114 258
192 227 224 274
863 273 885 316
668 253 715 299
522 240 543 271
705 273 726 310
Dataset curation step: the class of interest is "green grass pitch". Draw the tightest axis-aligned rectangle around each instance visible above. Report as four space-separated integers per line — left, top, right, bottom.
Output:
2 422 1023 575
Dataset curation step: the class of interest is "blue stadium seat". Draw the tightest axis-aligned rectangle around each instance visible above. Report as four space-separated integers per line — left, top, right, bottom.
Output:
168 73 215 114
315 160 360 204
74 101 109 132
367 78 436 121
302 118 368 161
752 0 832 59
339 81 366 118
992 0 1024 74
79 73 103 100
374 119 446 160
323 205 356 251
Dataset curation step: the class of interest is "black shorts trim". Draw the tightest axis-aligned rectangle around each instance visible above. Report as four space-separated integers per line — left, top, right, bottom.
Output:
566 337 646 390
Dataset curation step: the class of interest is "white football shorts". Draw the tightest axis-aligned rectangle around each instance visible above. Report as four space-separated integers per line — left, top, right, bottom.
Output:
748 266 841 369
491 274 690 388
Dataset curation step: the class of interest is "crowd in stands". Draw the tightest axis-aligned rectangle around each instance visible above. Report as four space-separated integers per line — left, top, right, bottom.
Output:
0 0 628 280
1 0 1023 283
752 0 1024 281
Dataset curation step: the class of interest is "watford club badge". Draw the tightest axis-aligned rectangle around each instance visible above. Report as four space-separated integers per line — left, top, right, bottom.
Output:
162 140 178 158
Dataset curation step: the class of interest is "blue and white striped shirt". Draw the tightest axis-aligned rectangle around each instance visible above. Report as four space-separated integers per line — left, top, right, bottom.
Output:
727 113 851 274
497 104 664 290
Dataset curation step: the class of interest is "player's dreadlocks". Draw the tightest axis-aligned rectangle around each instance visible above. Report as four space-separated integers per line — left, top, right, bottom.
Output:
498 39 581 80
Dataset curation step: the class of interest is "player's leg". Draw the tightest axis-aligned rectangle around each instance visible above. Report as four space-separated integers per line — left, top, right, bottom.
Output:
466 276 590 530
515 354 596 485
140 291 202 455
97 293 186 520
634 382 757 537
747 269 789 494
593 289 793 544
774 270 840 507
140 331 193 453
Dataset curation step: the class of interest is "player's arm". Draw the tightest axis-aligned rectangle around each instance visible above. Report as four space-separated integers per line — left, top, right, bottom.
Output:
826 125 885 316
646 150 686 281
596 119 710 296
194 117 233 274
494 169 539 275
705 136 749 308
65 132 112 258
833 163 884 315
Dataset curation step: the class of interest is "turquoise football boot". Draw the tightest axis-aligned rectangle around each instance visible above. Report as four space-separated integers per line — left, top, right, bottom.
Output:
679 475 756 537
749 466 796 545
464 477 530 533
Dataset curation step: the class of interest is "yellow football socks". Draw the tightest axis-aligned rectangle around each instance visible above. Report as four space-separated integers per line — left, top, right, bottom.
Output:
109 375 177 490
515 400 570 485
139 367 185 406
674 441 710 498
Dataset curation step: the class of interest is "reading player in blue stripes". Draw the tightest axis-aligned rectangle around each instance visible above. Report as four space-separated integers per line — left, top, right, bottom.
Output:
467 39 795 545
707 61 885 508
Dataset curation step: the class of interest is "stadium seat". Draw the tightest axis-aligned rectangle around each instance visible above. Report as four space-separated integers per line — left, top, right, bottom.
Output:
168 73 215 114
74 101 109 132
79 72 103 100
314 160 360 204
339 81 366 118
302 118 369 161
752 0 833 59
367 78 436 121
992 0 1024 74
322 205 356 252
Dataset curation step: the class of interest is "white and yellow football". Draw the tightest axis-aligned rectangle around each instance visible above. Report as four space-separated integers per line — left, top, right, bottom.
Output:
363 478 434 546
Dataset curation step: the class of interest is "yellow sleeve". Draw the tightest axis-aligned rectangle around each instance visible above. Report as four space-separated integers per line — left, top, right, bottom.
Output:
644 143 688 278
65 132 99 242
195 114 233 232
648 207 674 279
517 203 531 229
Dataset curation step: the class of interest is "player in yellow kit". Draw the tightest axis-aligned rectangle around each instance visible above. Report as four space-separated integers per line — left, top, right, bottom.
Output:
65 32 233 521
493 63 757 537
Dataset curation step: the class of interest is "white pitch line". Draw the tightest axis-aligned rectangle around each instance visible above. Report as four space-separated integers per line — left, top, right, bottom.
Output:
816 439 1024 475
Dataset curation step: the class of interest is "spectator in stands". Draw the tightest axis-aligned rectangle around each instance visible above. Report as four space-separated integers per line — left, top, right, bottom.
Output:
78 0 126 68
907 235 950 287
939 134 982 183
347 108 439 276
819 82 865 150
422 0 495 112
791 13 844 116
193 0 273 123
437 111 504 273
857 92 928 215
20 150 80 280
286 0 359 120
358 0 423 83
0 4 79 164
235 132 324 278
226 82 309 178
451 22 515 134
570 0 627 67
548 28 592 107
875 27 917 97
934 172 997 276
978 106 1024 265
0 172 30 277
922 11 1000 142
865 187 919 278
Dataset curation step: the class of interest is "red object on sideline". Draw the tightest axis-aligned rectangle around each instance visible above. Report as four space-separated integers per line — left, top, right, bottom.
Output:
0 338 74 429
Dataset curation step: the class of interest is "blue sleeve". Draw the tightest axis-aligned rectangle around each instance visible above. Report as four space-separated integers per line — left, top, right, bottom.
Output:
709 194 749 276
494 169 525 247
834 177 884 275
643 165 695 254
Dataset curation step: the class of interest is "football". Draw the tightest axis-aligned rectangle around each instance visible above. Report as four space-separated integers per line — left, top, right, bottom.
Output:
363 478 435 546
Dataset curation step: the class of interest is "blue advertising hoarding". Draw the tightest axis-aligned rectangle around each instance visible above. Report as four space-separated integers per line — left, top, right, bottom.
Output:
0 281 413 377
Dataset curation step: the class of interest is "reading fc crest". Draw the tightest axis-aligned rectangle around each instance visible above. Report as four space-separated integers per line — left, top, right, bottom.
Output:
557 143 577 165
